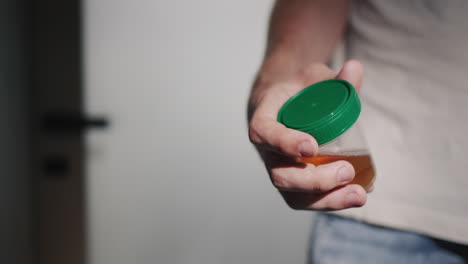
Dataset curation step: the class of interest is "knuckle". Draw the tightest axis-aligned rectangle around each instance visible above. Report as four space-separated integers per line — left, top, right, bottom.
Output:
348 186 368 206
248 120 263 145
277 137 293 155
271 171 290 190
313 179 334 192
277 130 303 156
347 184 365 195
308 169 334 192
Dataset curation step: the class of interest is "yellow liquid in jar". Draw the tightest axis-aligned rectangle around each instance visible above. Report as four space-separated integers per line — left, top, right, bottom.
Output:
299 153 376 191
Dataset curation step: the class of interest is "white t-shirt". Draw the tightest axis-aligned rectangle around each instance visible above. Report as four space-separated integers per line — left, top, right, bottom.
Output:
334 0 468 245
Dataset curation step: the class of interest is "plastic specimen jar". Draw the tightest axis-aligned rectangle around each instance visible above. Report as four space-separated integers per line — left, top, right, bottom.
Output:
277 79 375 191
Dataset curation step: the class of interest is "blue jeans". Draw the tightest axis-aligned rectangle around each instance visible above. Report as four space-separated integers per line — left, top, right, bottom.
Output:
308 213 468 264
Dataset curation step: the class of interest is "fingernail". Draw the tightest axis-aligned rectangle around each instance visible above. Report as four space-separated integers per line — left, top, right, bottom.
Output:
345 192 359 206
337 165 353 185
299 141 315 157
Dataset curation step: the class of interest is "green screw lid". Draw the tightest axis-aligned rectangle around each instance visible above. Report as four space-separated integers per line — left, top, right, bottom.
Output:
277 79 361 145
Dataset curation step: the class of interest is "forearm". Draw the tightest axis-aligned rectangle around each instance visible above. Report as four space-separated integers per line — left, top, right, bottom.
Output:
260 0 351 79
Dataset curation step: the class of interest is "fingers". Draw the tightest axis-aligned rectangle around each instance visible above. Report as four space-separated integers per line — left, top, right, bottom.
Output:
269 159 367 211
248 64 343 157
269 160 355 193
249 117 318 157
336 59 364 92
281 184 367 211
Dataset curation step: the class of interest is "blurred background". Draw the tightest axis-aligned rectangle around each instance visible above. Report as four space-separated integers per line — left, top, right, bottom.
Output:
1 0 314 263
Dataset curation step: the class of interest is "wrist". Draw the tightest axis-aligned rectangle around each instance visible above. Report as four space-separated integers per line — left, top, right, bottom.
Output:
258 49 330 82
258 51 302 81
250 60 335 107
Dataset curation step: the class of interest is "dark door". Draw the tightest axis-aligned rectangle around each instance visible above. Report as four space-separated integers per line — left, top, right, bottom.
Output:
31 0 86 263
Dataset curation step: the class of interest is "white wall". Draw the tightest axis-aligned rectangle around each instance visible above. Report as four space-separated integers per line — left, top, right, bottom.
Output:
84 1 313 263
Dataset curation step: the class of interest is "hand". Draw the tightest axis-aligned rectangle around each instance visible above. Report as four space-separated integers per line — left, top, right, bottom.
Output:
248 60 368 210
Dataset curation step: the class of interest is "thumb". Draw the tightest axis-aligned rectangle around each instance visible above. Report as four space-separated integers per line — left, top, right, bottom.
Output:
336 60 364 92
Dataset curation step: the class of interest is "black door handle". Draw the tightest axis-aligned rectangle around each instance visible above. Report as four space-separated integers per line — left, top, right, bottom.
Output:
42 110 110 134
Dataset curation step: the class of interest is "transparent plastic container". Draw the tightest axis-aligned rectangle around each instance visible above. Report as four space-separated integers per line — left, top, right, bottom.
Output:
298 122 375 190
278 79 375 191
